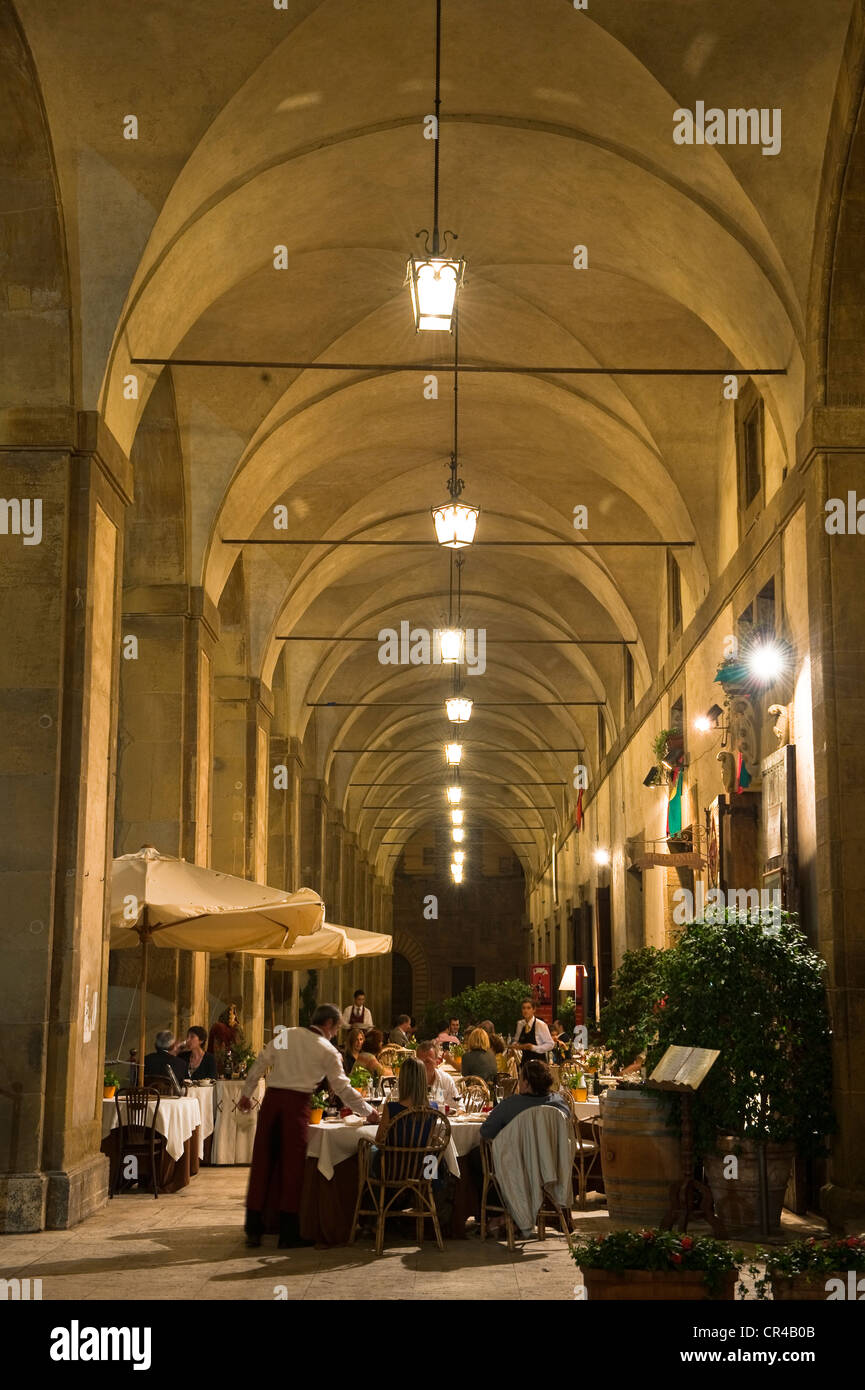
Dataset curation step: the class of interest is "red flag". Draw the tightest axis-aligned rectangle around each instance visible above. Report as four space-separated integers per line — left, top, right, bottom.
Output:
575 788 584 830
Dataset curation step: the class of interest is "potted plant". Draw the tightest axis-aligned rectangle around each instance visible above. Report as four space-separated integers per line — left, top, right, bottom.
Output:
451 1043 464 1071
572 1229 741 1301
350 1065 371 1096
309 1089 329 1125
103 1070 122 1099
652 909 834 1237
742 1235 865 1301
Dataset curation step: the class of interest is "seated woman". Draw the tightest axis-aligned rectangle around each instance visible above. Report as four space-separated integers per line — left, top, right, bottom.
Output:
479 1059 570 1141
182 1025 217 1080
459 1026 498 1085
358 1028 394 1077
370 1056 441 1183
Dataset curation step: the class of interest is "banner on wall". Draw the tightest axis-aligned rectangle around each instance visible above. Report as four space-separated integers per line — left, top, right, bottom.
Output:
530 963 553 1024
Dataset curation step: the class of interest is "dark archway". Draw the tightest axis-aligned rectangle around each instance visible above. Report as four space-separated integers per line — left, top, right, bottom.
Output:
391 952 413 1021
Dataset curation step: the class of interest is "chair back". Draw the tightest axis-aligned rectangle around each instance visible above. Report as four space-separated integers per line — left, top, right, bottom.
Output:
378 1106 451 1186
115 1087 161 1133
460 1077 489 1113
496 1075 518 1099
378 1045 407 1068
143 1075 175 1095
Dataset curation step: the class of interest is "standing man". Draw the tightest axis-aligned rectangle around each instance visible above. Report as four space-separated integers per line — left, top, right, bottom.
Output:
512 997 555 1056
238 1003 377 1248
340 989 373 1030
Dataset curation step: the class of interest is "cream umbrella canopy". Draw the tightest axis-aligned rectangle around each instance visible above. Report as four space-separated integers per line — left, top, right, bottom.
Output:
261 924 392 972
109 847 325 1080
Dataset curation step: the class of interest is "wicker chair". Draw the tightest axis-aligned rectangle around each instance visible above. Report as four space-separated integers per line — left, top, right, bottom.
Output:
574 1113 602 1209
378 1045 408 1069
495 1075 518 1099
111 1088 166 1198
458 1077 490 1112
349 1105 452 1255
480 1114 574 1246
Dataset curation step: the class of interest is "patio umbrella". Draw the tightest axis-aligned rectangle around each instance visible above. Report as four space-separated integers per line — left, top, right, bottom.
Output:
109 847 325 1080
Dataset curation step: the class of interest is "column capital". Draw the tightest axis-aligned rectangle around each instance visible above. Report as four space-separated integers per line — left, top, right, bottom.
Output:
796 404 865 470
0 407 133 505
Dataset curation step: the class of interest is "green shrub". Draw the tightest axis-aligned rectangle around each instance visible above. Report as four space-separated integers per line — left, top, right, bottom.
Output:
421 979 531 1038
599 946 669 1069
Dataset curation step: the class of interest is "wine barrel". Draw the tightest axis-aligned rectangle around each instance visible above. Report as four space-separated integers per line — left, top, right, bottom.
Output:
600 1088 681 1226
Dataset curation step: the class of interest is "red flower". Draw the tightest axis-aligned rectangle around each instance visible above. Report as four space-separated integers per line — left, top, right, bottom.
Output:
670 1253 682 1265
681 1237 694 1250
641 1231 654 1241
847 1237 860 1248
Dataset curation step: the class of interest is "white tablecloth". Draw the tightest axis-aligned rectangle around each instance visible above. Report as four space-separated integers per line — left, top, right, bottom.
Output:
101 1096 200 1162
575 1097 601 1121
306 1113 483 1181
188 1086 215 1148
210 1078 265 1164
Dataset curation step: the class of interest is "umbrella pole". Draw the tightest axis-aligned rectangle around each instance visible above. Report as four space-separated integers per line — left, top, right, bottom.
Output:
138 924 149 1087
268 959 276 1038
227 951 234 1004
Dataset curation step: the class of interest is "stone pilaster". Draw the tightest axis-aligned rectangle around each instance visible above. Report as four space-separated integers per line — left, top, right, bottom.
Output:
799 405 865 1225
0 409 131 1230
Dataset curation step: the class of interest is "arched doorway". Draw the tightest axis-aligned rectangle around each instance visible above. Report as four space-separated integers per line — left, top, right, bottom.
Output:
391 953 413 1020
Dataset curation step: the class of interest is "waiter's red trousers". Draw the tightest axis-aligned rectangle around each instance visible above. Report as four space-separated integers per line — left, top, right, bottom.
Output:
246 1088 310 1221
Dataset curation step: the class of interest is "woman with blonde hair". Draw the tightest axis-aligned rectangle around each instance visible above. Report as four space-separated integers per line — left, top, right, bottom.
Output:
460 1025 499 1085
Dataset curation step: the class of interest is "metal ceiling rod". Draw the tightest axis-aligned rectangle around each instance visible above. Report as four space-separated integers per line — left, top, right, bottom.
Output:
229 538 694 547
133 357 786 376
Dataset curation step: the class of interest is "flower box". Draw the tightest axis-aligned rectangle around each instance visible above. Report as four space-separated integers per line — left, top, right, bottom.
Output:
580 1268 737 1301
770 1274 844 1301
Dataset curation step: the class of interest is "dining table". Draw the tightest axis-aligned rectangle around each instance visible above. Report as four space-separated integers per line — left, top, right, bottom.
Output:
298 1109 486 1246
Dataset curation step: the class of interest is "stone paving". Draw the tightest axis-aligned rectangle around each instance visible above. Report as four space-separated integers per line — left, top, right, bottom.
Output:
0 1169 828 1302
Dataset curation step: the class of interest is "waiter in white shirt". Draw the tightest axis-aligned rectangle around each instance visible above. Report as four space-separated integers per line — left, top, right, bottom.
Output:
239 1002 376 1248
512 997 555 1056
340 989 373 1031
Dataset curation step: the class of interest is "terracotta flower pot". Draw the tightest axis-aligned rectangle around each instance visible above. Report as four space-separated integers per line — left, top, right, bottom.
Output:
580 1267 737 1302
103 1086 116 1099
309 1109 324 1125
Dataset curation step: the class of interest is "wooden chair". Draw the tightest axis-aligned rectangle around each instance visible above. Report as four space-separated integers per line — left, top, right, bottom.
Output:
349 1105 452 1255
143 1074 177 1095
574 1114 602 1210
458 1076 490 1112
480 1112 575 1246
111 1088 166 1198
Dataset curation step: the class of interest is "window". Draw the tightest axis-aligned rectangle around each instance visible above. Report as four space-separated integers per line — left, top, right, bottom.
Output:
597 707 607 761
736 381 765 533
667 550 682 636
624 646 635 713
422 845 435 867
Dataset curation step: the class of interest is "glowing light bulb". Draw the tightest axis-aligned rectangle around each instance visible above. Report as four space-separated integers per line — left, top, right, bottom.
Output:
593 847 610 866
446 785 462 805
452 827 464 843
451 809 464 826
444 742 463 767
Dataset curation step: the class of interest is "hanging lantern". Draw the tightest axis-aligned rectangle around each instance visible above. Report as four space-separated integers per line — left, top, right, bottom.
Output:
452 827 464 843
432 499 479 549
446 784 462 805
438 628 464 664
451 808 464 826
444 742 463 767
407 256 465 332
453 850 466 865
445 695 473 723
451 860 464 883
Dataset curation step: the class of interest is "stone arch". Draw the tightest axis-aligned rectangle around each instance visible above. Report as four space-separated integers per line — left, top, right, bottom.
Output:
391 930 431 1016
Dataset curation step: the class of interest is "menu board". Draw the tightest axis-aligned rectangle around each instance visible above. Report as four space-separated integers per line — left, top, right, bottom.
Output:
649 1045 720 1091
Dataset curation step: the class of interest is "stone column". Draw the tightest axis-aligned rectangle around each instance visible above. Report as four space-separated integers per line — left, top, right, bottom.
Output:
800 405 865 1225
112 584 218 1048
0 409 131 1231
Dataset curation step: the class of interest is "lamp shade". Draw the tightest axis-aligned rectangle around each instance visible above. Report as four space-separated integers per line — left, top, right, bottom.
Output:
407 256 465 331
446 785 462 805
444 742 463 767
453 850 465 864
452 827 464 843
445 695 473 723
432 500 479 549
558 964 585 992
450 808 464 826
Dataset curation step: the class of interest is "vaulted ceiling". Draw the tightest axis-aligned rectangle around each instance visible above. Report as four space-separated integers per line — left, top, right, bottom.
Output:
17 0 856 878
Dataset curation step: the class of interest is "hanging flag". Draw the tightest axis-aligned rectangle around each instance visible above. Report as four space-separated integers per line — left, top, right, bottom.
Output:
574 788 584 831
735 752 752 793
667 766 683 837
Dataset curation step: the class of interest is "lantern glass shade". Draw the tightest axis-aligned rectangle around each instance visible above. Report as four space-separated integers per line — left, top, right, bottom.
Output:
451 808 464 826
432 501 479 549
438 628 464 664
453 850 466 864
444 742 463 767
446 785 462 805
451 862 463 883
407 256 465 331
452 827 464 843
445 695 473 723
